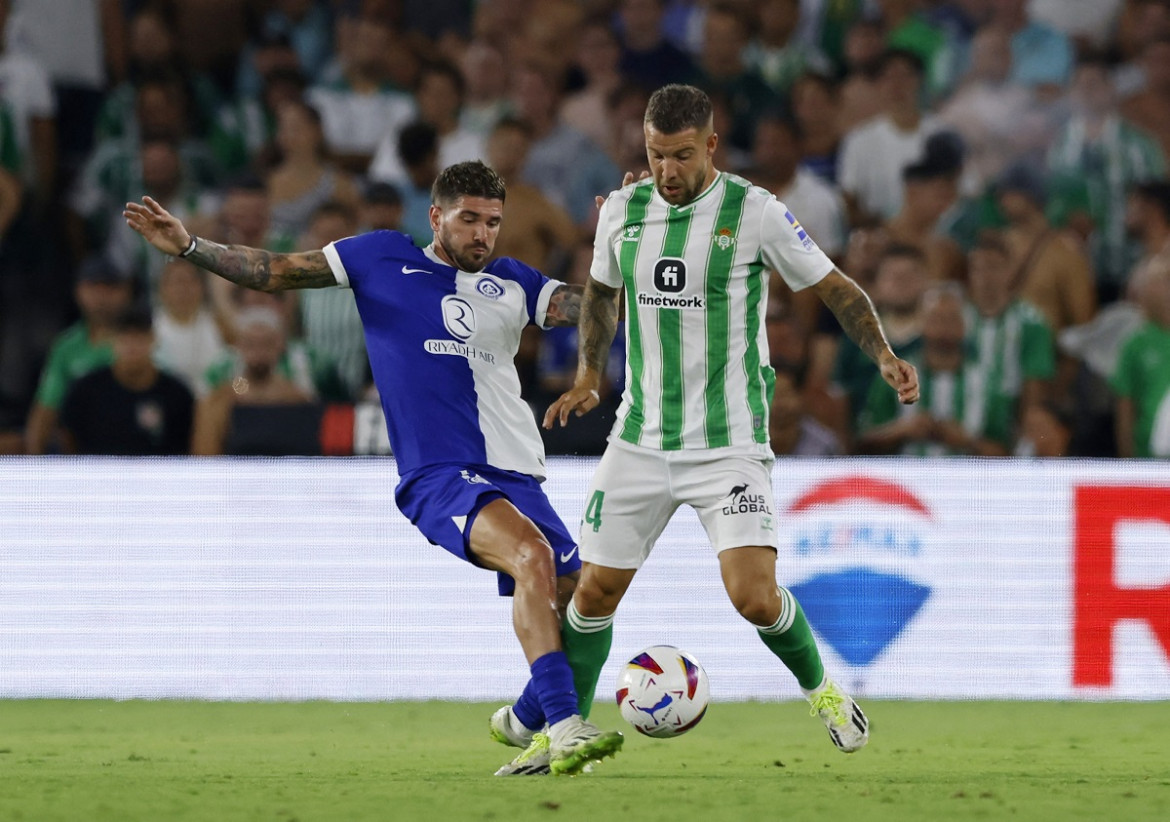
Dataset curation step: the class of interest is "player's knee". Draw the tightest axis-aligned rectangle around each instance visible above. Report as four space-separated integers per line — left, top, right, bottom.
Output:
509 536 556 585
728 585 777 627
574 574 623 617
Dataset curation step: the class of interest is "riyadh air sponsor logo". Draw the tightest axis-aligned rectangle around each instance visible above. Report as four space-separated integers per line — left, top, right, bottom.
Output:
441 295 476 340
785 475 932 669
424 339 497 364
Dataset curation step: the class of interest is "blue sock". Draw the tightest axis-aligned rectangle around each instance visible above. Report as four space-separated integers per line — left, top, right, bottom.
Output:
512 678 545 731
529 650 579 727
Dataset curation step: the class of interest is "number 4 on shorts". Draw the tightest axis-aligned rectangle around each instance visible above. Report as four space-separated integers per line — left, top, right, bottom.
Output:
584 490 605 533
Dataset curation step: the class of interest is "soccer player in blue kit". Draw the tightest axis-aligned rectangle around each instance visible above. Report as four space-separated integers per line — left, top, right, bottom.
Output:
124 161 623 777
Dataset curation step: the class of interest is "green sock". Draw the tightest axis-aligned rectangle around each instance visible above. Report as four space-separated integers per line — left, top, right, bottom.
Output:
756 586 826 691
561 600 614 719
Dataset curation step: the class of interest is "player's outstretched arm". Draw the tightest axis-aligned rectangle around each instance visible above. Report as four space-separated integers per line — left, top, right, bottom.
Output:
124 196 335 292
543 278 621 428
813 269 920 405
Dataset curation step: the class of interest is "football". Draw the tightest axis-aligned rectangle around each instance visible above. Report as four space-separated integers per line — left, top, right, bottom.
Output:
615 645 710 738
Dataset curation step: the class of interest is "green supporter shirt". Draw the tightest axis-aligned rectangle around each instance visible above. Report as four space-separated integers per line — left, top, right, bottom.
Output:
34 322 115 410
859 357 1016 456
203 340 349 404
1110 322 1170 458
964 299 1056 399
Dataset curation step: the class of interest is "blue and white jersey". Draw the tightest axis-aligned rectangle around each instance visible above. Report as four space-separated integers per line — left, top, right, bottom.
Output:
322 231 559 479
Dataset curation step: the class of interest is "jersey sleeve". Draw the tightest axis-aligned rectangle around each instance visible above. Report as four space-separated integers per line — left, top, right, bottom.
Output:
589 196 623 289
322 230 400 290
504 259 558 327
759 197 835 291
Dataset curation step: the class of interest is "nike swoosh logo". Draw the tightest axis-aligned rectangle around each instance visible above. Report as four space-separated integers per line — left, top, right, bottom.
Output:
559 546 578 563
401 266 430 274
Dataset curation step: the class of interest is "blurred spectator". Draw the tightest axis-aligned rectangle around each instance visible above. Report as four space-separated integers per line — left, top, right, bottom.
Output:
358 180 403 232
0 0 55 208
964 231 1056 423
744 0 831 97
152 258 228 398
297 200 368 400
836 19 886 133
995 163 1097 336
210 63 307 177
561 17 624 154
838 48 937 223
937 25 1045 197
694 3 777 155
24 255 133 454
1049 54 1166 302
618 0 698 92
1114 0 1170 97
205 287 347 404
884 132 966 281
391 121 440 242
307 15 416 172
457 40 511 137
369 61 485 185
1111 260 1170 457
789 71 842 184
510 61 619 229
833 243 928 435
765 297 809 369
4 0 126 176
58 305 193 455
1029 0 1125 54
0 98 23 238
1120 37 1170 175
769 360 843 457
486 117 578 273
750 114 846 260
881 0 952 100
976 0 1073 95
94 6 221 144
267 99 360 239
235 0 333 98
191 306 315 456
858 283 1011 456
605 83 653 173
1015 400 1074 457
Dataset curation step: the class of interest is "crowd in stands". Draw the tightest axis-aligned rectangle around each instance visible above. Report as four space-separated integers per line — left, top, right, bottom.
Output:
1 0 1168 460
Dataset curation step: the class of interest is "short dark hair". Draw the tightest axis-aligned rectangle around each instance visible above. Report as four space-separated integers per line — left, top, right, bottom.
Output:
972 230 1010 258
114 305 154 334
1133 179 1170 224
877 47 925 78
431 160 507 206
644 84 712 134
397 121 439 168
878 242 928 268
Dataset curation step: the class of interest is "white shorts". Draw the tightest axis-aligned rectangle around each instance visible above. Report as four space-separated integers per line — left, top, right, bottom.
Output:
578 442 779 569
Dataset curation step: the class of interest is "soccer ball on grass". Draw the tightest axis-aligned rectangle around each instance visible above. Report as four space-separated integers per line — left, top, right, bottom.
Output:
615 644 710 738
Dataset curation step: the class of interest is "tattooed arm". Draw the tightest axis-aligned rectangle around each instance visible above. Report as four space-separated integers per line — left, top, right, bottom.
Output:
123 196 335 291
813 269 920 404
543 283 584 327
542 278 622 427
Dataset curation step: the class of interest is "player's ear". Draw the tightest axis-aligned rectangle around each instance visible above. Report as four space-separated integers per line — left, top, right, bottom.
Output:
707 131 718 158
427 204 442 233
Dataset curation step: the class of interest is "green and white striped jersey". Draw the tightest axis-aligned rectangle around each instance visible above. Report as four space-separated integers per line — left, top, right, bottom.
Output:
592 173 833 453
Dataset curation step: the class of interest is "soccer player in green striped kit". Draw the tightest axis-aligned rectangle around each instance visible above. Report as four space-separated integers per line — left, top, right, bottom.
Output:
505 84 919 761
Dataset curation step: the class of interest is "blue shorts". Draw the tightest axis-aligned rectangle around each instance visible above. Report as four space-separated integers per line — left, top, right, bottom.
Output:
395 464 580 596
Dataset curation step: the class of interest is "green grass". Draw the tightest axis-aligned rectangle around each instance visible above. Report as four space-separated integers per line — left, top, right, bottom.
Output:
1 700 1168 821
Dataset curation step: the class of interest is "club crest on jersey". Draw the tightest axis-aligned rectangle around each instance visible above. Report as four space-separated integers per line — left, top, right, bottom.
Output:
783 209 817 251
714 226 736 251
475 276 505 300
440 295 476 340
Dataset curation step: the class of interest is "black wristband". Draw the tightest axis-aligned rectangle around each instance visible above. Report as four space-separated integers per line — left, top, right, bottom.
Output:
179 235 198 258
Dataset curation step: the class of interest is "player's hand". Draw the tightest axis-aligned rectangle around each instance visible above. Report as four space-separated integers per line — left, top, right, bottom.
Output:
543 384 601 428
880 353 919 404
595 171 650 209
123 196 191 257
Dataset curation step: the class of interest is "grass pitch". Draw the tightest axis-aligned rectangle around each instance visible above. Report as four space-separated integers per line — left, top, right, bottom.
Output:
1 700 1167 821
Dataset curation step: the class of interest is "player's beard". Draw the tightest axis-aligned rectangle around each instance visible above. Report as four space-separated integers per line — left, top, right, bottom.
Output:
657 165 708 206
437 227 491 272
